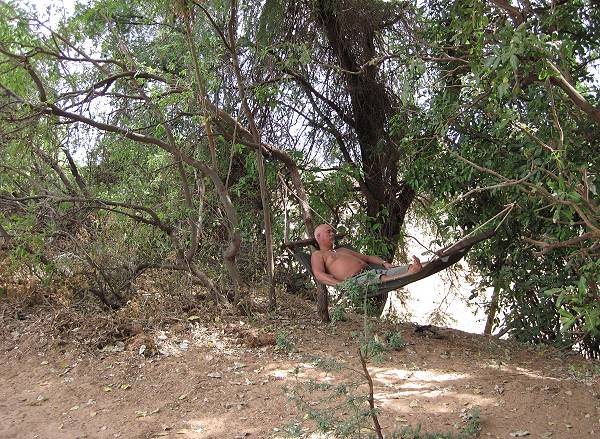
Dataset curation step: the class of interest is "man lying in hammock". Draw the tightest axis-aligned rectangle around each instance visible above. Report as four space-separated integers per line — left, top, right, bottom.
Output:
310 224 422 287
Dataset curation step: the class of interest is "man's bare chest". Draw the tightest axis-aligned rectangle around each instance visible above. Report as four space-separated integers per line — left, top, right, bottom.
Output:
323 250 363 266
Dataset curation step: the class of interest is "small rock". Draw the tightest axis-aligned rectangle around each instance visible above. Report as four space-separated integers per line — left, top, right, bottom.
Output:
509 431 530 437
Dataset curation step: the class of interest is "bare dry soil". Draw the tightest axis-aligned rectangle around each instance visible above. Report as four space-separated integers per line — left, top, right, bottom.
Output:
1 294 600 439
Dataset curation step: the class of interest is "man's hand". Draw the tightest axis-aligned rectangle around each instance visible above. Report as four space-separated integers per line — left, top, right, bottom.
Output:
382 261 394 269
408 255 422 273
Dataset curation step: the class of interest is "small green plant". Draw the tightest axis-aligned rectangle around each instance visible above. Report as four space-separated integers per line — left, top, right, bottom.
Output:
360 333 388 360
331 304 347 323
567 363 600 384
310 355 344 373
398 425 458 439
284 353 482 438
462 407 481 437
282 421 303 437
399 407 480 438
338 273 381 316
285 365 374 437
352 326 406 361
386 331 406 350
276 330 295 353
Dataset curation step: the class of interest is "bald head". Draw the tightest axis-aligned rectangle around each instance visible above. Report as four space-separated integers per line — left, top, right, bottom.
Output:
314 223 331 240
314 224 335 250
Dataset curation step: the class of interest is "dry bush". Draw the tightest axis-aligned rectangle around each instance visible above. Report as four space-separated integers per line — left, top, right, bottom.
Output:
0 248 214 352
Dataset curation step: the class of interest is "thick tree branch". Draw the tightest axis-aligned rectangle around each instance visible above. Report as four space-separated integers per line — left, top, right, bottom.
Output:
523 232 598 254
547 61 600 126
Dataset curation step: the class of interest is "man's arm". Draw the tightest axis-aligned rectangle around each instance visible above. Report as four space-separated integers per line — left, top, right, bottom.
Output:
311 251 341 286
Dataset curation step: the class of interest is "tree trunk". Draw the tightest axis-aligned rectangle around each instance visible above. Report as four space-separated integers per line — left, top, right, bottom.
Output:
182 8 243 301
484 282 501 335
315 0 416 312
227 0 276 310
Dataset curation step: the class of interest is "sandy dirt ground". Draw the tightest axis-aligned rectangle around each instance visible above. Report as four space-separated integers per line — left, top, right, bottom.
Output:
1 293 599 439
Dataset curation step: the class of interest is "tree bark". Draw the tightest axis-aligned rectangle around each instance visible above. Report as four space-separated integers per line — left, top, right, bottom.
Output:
314 0 416 312
181 7 244 300
484 283 501 335
227 0 276 310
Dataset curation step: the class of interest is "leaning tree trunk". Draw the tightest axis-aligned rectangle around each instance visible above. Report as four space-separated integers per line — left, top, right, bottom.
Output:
228 0 276 311
181 6 244 301
316 0 416 312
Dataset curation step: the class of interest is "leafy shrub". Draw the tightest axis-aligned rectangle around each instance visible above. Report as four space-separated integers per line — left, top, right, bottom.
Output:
276 330 295 353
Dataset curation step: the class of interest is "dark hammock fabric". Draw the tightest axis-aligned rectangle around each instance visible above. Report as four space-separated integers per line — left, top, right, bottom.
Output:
284 229 496 298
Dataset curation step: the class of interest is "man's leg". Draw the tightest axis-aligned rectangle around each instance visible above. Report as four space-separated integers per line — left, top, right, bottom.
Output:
341 269 383 287
380 256 422 281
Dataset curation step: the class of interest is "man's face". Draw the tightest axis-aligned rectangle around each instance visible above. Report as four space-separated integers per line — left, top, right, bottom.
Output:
318 225 335 245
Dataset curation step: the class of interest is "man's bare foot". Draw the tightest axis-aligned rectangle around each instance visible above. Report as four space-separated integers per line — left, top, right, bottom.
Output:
379 256 423 282
408 255 422 273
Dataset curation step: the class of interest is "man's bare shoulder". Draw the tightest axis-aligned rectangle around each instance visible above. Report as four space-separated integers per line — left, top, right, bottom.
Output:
311 249 326 259
311 250 327 270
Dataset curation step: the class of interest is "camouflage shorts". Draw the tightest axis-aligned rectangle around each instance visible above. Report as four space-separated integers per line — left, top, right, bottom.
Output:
345 265 409 286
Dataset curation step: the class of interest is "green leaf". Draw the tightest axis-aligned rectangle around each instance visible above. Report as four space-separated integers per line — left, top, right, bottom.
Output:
257 0 285 47
483 56 496 68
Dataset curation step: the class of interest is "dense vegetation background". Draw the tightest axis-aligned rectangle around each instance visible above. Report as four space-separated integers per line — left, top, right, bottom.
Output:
0 0 598 356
